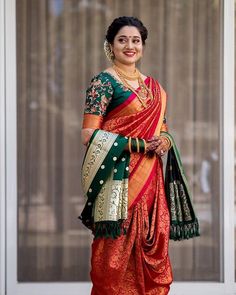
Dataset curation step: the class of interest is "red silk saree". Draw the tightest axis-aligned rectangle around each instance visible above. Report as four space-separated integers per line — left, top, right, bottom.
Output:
82 72 173 294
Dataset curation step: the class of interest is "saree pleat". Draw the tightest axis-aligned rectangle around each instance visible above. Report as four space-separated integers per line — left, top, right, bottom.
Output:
90 158 172 295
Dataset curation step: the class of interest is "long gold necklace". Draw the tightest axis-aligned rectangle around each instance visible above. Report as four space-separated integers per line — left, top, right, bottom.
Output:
138 76 153 100
113 65 153 108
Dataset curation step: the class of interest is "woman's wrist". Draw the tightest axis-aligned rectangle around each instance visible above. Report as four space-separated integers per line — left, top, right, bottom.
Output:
127 135 171 155
128 137 147 154
160 135 172 150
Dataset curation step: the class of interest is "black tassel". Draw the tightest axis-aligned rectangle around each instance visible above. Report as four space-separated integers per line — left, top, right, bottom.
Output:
94 221 127 239
170 219 200 241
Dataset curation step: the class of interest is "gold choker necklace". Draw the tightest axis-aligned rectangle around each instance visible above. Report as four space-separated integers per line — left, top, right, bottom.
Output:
112 65 140 81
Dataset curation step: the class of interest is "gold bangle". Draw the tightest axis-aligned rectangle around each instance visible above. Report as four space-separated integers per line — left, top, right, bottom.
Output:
128 137 132 153
166 137 172 148
162 136 171 149
136 138 140 153
143 139 147 154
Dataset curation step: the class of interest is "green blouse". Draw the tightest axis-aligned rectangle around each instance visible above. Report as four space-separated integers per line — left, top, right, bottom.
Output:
84 72 132 117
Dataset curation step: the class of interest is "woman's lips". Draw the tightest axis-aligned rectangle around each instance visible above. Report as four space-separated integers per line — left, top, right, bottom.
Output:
123 51 136 57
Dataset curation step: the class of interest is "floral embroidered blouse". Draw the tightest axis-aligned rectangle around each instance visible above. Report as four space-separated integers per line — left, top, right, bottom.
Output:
84 72 132 117
83 71 168 131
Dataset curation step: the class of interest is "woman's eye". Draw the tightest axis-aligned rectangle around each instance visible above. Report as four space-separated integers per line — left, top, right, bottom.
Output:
118 38 127 43
133 39 140 44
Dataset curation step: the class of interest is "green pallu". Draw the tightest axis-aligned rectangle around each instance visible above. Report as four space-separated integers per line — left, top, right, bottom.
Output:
79 129 130 239
162 131 200 241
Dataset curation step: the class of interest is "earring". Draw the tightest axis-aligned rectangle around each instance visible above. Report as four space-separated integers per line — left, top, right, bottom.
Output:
104 39 114 62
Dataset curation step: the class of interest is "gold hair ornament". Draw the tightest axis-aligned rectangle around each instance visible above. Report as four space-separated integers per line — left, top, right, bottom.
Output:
104 39 114 62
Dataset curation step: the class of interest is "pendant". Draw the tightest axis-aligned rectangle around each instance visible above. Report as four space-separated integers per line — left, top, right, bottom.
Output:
139 92 147 99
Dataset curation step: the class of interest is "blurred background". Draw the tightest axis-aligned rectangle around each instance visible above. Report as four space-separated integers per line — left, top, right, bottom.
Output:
16 0 225 283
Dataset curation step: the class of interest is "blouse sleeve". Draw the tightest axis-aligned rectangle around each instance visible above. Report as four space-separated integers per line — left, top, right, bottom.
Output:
82 74 113 129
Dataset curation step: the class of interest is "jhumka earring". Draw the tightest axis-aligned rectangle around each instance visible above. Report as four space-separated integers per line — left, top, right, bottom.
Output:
104 39 114 62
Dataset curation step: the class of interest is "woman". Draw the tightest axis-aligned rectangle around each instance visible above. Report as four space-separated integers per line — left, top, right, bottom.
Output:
80 16 199 295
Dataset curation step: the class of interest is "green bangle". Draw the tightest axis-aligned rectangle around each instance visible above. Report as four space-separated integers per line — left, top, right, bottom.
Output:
130 138 146 153
139 139 145 153
131 138 137 152
136 138 140 153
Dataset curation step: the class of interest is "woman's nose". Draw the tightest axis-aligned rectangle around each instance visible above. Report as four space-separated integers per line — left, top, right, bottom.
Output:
126 39 134 49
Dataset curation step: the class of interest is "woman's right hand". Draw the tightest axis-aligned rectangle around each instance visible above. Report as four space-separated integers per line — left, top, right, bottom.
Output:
146 137 161 153
146 136 170 156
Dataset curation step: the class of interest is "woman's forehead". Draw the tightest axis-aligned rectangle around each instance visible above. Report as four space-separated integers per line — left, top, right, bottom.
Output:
115 26 141 38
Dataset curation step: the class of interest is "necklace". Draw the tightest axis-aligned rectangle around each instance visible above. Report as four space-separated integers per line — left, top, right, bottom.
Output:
138 76 153 100
113 64 140 81
113 65 153 108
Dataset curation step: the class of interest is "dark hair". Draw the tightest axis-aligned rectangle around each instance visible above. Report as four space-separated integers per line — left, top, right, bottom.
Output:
105 16 148 45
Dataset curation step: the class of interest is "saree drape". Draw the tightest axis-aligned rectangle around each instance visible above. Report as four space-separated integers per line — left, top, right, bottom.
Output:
80 129 130 238
82 73 173 295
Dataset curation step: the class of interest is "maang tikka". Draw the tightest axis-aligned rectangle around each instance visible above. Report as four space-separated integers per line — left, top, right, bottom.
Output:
104 39 114 62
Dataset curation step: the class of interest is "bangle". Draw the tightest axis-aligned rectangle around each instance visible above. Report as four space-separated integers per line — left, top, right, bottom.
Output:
139 139 145 153
130 138 137 153
163 136 172 149
129 137 147 153
162 135 172 149
132 138 137 152
136 138 140 153
128 137 132 153
143 139 147 154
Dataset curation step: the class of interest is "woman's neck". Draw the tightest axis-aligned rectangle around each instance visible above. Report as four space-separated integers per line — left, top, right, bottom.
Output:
113 61 136 74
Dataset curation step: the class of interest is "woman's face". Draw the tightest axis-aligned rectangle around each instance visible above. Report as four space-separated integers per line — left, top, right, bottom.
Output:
111 25 143 66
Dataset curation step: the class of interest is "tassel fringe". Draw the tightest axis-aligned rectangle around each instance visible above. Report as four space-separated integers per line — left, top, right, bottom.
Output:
94 221 126 239
170 219 200 241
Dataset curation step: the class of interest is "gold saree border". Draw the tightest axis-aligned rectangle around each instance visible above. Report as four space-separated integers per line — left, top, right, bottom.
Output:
128 156 156 207
154 85 167 136
82 131 117 193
